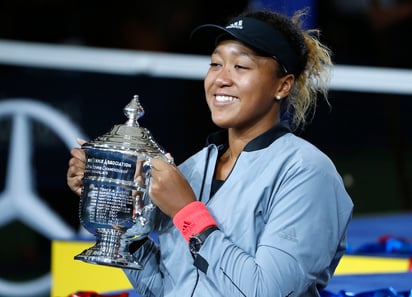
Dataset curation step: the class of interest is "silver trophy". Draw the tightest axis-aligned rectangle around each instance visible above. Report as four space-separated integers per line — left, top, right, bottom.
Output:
74 95 168 269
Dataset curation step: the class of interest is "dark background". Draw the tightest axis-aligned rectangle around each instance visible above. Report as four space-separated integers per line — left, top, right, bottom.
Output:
0 0 411 295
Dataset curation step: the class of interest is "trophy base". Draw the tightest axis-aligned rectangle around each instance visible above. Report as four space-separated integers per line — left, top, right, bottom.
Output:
74 250 143 270
74 229 144 270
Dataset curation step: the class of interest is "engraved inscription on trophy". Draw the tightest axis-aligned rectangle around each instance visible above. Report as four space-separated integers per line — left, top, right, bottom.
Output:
74 95 167 270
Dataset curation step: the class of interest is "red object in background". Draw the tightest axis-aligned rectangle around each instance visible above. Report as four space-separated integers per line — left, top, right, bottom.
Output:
68 291 129 297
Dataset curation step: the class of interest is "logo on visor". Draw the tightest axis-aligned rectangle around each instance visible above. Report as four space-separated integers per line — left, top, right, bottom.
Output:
226 20 243 30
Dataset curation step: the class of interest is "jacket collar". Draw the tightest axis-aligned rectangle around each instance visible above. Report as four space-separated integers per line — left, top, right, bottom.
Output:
205 121 291 152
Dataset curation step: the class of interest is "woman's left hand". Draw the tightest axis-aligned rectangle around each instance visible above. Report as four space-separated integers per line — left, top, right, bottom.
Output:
148 157 196 218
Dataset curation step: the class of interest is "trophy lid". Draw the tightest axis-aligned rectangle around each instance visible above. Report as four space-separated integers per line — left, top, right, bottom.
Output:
83 95 166 155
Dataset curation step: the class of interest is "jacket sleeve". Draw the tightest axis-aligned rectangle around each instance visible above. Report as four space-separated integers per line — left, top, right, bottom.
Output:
196 165 353 297
123 239 164 297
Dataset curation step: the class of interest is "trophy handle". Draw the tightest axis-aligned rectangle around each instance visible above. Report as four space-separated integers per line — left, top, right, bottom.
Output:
129 155 172 237
125 157 159 243
142 158 153 184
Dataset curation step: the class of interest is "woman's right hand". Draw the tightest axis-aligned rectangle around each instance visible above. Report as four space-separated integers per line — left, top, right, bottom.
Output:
67 138 87 196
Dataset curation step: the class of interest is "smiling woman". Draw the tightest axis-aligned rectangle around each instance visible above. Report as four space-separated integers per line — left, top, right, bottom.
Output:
192 10 333 131
67 8 353 297
204 40 283 136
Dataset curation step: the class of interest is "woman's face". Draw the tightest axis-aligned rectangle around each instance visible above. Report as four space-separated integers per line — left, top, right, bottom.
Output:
204 39 283 134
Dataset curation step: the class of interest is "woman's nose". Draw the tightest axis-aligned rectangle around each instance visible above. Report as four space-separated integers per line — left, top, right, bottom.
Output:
214 67 233 87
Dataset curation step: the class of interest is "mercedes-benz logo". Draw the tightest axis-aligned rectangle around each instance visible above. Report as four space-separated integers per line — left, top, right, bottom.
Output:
0 99 88 297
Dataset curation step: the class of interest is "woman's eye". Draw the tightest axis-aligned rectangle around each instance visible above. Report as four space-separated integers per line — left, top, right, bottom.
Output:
209 62 221 67
235 64 248 70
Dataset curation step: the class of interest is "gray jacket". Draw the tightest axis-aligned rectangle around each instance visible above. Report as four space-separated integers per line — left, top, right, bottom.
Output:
124 122 353 297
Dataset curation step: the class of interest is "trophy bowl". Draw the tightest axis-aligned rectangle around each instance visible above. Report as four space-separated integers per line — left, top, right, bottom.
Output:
74 95 167 270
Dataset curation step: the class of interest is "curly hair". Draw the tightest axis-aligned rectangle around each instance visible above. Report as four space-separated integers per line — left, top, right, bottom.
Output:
242 9 333 130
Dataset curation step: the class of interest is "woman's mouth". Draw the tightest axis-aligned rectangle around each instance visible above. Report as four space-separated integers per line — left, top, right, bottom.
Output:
215 95 238 103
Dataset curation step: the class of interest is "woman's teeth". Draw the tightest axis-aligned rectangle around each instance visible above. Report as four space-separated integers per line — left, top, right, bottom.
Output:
216 95 236 102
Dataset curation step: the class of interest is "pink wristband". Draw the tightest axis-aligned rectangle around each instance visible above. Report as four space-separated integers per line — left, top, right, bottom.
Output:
173 201 217 242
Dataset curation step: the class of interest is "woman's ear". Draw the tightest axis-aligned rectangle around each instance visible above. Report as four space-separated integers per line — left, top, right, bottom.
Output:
274 74 295 99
